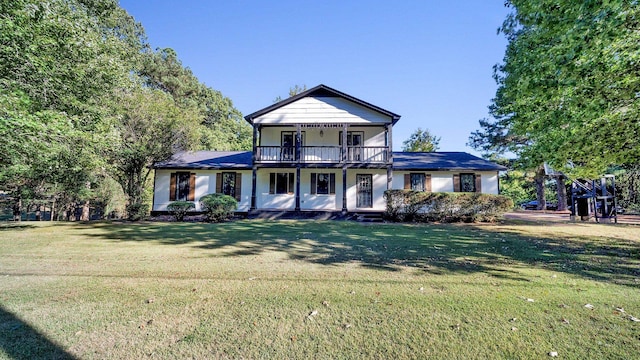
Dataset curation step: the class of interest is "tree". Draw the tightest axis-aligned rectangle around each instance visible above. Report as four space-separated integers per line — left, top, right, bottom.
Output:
402 128 440 152
106 87 198 219
1 1 249 220
475 1 640 177
273 84 308 103
470 1 639 210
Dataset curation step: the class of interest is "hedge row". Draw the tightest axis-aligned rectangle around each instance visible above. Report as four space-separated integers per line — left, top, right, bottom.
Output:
384 190 513 223
167 193 237 222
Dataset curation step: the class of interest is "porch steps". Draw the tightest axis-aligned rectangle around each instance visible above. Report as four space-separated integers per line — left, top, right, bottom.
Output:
246 210 385 222
353 212 385 223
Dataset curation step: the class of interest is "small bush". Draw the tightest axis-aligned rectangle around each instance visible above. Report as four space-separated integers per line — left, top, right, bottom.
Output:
126 202 148 221
167 201 195 221
199 193 237 222
384 190 513 223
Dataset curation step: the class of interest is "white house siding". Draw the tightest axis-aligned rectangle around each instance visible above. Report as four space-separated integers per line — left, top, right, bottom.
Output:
259 126 386 147
300 169 342 210
392 171 500 194
255 169 296 210
252 97 393 125
153 169 252 212
346 169 388 211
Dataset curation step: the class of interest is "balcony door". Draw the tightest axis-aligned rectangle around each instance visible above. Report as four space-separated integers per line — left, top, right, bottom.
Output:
340 131 364 161
281 131 304 161
356 174 373 208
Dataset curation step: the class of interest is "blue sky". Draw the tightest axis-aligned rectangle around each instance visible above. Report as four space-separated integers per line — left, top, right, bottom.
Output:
118 1 510 153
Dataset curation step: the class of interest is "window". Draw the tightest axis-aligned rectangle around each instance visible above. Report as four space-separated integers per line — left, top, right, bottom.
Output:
269 172 295 194
170 172 195 201
311 173 336 195
281 131 305 161
222 172 236 198
460 174 480 192
410 173 425 192
338 131 364 146
216 172 242 201
339 131 364 161
404 173 431 192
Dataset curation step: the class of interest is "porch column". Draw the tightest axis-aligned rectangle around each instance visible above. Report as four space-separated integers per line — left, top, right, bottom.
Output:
251 124 258 210
295 124 301 211
251 166 257 210
385 124 393 189
342 166 348 213
342 123 348 213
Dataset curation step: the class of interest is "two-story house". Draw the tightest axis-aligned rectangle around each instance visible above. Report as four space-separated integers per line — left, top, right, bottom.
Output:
151 84 506 215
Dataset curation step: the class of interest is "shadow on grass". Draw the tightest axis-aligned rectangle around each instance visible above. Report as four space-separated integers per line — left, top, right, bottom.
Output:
0 305 78 360
76 220 640 287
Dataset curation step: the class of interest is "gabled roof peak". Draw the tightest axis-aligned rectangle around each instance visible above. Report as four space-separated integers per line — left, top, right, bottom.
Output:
244 84 401 124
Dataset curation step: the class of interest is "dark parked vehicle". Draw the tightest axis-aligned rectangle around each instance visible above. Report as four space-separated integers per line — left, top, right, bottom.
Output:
521 200 557 210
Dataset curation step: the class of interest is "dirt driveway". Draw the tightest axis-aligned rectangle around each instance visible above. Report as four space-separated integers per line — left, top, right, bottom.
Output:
504 211 640 225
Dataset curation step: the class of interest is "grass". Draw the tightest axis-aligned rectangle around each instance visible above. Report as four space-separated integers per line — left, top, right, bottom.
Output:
0 219 639 359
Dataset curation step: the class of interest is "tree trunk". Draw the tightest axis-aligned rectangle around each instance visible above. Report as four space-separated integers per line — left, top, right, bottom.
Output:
35 204 42 221
556 176 568 211
51 199 55 221
534 166 546 210
80 181 91 221
80 201 90 221
13 197 21 222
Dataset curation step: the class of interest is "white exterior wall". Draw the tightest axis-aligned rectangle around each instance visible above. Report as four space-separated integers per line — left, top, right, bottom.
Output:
255 168 296 210
346 169 388 211
392 171 500 194
260 126 386 147
153 169 252 212
253 97 392 124
300 169 342 210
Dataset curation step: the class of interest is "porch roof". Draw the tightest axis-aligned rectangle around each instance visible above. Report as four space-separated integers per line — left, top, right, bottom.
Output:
392 152 507 171
152 151 252 170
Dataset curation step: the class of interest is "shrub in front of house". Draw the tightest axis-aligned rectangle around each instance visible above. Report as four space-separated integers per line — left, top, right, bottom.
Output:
126 202 148 221
167 201 195 222
384 190 513 223
199 193 237 222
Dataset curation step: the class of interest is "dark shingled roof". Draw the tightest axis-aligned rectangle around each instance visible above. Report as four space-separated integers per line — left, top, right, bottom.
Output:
152 151 252 169
152 151 505 171
392 152 507 171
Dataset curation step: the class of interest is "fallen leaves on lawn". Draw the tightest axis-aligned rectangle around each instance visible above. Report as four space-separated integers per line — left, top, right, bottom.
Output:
306 310 318 320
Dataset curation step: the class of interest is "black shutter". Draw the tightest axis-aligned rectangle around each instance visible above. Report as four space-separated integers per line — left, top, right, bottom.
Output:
235 173 242 201
311 173 317 195
216 173 222 193
329 173 336 195
269 173 275 194
288 173 294 194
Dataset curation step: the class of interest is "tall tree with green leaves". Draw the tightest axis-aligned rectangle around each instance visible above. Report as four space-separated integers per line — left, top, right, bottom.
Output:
402 128 441 152
473 1 640 177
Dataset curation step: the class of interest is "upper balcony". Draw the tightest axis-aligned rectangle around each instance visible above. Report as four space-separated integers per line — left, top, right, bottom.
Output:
256 146 389 164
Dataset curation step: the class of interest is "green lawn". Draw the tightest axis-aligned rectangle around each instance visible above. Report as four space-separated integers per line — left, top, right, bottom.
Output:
1 220 639 359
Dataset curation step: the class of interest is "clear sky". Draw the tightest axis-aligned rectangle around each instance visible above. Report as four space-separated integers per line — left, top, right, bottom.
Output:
118 1 510 153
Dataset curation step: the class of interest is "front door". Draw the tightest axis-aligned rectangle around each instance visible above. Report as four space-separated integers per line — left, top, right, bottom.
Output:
356 174 372 208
